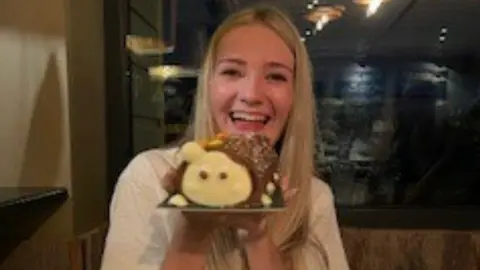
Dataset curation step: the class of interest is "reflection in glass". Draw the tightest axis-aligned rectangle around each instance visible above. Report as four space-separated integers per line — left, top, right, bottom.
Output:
123 0 480 208
163 78 196 144
316 61 480 207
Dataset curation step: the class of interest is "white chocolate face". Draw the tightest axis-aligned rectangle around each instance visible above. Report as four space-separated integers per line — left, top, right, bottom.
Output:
181 151 253 207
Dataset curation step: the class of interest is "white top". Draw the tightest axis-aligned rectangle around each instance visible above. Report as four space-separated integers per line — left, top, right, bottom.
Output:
101 148 350 270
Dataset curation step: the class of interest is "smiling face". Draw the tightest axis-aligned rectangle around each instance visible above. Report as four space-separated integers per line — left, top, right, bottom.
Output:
209 23 294 145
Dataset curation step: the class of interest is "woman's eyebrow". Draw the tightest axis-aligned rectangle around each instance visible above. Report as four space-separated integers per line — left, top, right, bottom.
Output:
266 61 293 73
216 58 246 66
216 58 293 73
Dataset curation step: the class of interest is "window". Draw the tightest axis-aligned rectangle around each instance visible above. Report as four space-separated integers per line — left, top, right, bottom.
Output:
114 0 480 214
314 60 480 207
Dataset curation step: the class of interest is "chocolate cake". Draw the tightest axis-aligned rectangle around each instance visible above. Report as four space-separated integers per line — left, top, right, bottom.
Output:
162 133 282 209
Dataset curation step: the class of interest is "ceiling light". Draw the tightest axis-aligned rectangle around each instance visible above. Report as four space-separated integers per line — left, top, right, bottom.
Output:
366 0 382 17
126 35 174 55
307 4 314 9
353 0 392 5
440 27 448 34
149 65 198 81
353 0 392 17
305 5 346 33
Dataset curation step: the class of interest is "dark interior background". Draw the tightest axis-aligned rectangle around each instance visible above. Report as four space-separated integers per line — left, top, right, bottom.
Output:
107 0 480 214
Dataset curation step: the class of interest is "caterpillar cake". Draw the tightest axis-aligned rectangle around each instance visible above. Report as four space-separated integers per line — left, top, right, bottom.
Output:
158 133 285 210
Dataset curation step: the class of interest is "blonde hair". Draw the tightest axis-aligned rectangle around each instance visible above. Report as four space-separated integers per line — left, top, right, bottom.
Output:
188 4 321 270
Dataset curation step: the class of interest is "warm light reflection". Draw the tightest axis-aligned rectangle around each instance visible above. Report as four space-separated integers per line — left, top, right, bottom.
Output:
126 35 174 55
316 14 331 31
305 5 346 35
366 0 383 17
353 0 391 17
148 65 198 81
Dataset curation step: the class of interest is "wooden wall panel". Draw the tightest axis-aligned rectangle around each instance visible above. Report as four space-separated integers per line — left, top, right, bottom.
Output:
3 225 480 270
341 228 480 270
0 225 107 270
0 241 71 270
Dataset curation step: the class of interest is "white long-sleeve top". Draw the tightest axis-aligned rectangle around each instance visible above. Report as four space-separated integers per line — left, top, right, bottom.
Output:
100 148 350 270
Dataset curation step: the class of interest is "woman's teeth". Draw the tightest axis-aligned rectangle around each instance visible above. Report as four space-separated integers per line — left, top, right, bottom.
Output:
230 112 270 124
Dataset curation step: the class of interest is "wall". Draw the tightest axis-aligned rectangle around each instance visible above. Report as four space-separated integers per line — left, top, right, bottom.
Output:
0 0 70 191
341 228 480 270
0 0 108 268
0 0 74 242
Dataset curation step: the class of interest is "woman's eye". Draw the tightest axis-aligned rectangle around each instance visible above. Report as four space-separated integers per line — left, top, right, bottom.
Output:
220 68 242 77
267 73 288 82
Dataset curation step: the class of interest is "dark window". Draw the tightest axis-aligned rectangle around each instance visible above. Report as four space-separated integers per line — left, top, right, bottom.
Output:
115 0 480 215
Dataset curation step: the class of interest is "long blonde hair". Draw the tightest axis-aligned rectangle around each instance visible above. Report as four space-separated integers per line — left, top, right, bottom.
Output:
187 4 319 270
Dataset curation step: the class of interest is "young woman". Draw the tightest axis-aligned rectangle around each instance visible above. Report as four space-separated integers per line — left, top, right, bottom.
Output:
101 4 350 270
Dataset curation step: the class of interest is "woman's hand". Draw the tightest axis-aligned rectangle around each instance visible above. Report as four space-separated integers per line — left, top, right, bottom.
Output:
198 176 298 242
165 165 297 244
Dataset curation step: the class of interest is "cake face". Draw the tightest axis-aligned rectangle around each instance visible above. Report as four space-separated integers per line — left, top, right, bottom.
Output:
181 150 253 207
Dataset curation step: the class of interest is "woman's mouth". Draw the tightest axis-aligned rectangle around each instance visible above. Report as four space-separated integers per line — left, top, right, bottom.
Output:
229 112 271 132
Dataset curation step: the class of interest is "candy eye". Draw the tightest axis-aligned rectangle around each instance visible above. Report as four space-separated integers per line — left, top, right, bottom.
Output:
218 172 228 180
199 170 209 180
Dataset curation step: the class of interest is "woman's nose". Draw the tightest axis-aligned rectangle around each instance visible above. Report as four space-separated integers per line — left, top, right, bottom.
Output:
239 74 265 106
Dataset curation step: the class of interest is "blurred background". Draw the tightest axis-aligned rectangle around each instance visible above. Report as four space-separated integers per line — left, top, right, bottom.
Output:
123 0 480 207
